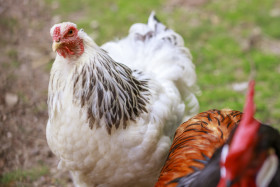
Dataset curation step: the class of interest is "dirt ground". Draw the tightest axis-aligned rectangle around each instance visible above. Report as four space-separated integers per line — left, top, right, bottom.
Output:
0 0 73 186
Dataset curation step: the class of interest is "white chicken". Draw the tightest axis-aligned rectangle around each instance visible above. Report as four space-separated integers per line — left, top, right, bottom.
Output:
46 12 199 187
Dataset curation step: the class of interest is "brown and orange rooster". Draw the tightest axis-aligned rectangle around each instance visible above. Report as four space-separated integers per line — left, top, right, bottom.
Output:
156 81 280 187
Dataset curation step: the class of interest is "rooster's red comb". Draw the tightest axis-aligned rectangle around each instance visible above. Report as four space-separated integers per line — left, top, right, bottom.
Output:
221 80 261 181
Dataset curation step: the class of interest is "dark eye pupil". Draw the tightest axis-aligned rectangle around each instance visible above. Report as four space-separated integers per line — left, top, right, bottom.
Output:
69 30 73 34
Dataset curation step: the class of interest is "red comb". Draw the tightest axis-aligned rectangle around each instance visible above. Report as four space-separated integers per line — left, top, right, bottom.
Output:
53 26 61 42
218 80 260 185
227 80 260 156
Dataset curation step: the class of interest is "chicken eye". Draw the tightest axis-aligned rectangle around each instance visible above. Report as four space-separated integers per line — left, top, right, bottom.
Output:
68 29 74 35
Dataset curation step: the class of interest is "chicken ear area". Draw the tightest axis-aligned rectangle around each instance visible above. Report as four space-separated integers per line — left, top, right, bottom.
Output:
221 81 261 180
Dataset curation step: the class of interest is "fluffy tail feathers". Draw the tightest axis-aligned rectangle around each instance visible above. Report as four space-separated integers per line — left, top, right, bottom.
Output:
129 11 185 48
102 12 199 120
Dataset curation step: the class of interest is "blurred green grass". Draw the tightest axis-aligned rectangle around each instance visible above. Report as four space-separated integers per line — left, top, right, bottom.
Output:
46 0 280 128
0 165 49 185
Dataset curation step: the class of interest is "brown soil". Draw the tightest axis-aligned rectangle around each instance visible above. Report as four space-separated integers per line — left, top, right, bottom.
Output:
0 0 72 186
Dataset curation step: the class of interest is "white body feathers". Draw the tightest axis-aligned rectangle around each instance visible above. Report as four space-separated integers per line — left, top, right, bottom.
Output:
47 13 198 187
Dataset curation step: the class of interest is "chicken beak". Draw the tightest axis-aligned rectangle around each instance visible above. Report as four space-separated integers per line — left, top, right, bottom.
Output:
52 41 61 52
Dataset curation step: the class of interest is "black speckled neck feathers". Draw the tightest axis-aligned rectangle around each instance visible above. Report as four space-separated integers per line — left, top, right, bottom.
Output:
71 49 150 133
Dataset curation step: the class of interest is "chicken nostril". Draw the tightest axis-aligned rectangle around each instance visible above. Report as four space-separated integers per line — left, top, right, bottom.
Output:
54 37 61 43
